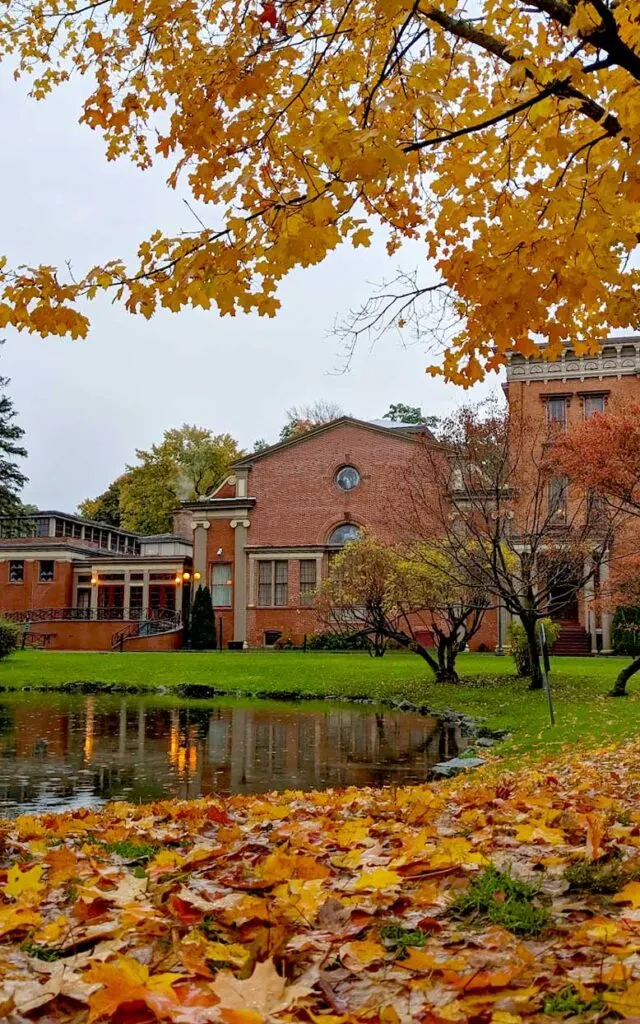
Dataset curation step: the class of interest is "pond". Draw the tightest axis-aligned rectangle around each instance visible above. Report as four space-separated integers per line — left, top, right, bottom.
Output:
0 693 472 817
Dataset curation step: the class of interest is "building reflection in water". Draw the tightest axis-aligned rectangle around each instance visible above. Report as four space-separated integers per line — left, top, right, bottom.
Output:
0 696 470 816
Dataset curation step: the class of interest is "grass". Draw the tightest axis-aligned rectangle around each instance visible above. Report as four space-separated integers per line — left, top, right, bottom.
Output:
543 988 604 1017
0 649 639 758
451 866 551 936
564 857 640 895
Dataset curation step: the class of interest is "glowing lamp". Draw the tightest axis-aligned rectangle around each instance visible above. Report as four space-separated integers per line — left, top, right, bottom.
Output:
182 571 191 581
91 576 98 586
174 575 182 584
194 571 201 581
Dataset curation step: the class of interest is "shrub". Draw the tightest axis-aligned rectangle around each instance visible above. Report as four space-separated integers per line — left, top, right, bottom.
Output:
508 618 560 677
612 607 640 657
189 585 217 650
306 631 371 652
0 619 19 660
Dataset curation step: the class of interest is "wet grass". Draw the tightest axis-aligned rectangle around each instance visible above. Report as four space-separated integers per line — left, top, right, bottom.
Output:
0 650 639 758
451 866 551 936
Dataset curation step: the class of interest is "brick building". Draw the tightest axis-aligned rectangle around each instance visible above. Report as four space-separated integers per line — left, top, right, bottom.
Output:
1 336 639 653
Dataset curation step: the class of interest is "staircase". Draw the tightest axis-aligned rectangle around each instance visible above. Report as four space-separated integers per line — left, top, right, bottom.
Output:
551 620 592 656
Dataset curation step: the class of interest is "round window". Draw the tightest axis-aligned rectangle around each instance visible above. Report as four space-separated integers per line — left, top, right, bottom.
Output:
328 523 362 545
336 465 360 491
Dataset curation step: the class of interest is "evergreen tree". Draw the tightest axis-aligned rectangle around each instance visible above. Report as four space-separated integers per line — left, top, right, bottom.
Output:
189 585 217 650
0 352 27 517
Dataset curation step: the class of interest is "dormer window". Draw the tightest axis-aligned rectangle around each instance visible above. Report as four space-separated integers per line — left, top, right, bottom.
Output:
335 465 360 492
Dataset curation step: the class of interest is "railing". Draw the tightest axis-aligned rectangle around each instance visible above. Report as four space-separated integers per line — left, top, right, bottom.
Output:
2 607 182 625
111 612 183 650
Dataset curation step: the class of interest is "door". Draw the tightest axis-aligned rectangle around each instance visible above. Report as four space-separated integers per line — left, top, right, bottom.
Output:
98 585 125 619
547 566 580 622
149 585 176 617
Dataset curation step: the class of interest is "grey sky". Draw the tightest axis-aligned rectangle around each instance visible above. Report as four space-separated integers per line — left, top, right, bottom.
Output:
1 69 497 512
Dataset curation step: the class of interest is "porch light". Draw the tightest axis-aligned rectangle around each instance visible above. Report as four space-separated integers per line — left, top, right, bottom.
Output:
182 571 191 581
194 572 201 581
174 574 182 584
91 576 99 586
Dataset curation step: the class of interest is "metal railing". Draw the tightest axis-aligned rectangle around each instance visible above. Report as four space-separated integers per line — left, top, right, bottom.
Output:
2 607 182 626
111 613 184 650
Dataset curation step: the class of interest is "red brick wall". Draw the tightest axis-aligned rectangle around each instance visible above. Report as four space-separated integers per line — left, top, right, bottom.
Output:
246 424 422 547
0 558 75 613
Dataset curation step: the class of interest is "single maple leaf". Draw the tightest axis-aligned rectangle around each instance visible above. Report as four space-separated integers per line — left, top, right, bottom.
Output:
259 2 277 28
613 880 640 909
339 939 387 971
0 905 42 937
211 958 314 1017
45 847 79 886
354 868 402 891
3 863 44 901
585 813 606 861
86 956 182 1021
605 980 640 1016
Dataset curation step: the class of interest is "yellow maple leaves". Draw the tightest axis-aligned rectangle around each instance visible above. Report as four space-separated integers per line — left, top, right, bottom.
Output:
3 863 44 901
0 0 636 381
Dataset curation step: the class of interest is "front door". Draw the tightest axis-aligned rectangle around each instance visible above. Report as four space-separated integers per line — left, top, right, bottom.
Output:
547 566 581 621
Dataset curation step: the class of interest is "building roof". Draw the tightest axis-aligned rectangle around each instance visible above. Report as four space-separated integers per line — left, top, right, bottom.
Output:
232 416 431 469
0 509 141 536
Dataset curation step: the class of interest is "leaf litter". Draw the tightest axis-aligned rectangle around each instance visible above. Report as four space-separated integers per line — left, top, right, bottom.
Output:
3 742 640 1020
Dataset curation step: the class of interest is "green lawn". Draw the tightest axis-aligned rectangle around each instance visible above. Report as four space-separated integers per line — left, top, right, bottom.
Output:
0 649 638 759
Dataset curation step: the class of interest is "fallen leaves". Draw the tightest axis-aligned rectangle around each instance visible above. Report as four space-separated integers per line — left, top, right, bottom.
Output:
5 742 640 1021
614 881 640 910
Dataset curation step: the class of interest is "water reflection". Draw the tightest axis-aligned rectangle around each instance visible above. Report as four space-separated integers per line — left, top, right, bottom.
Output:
0 695 469 816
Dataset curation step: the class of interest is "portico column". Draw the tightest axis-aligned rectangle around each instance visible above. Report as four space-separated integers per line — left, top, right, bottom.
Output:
495 598 511 655
230 519 250 646
90 569 99 617
124 569 132 618
600 552 613 654
191 521 210 591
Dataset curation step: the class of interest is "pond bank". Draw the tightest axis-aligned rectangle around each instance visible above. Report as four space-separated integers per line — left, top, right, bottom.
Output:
2 650 640 759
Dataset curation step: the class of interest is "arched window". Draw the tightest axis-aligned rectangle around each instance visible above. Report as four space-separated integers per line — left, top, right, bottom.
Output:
328 523 362 546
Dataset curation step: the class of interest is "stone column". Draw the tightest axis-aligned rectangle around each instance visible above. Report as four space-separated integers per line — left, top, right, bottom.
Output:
90 570 99 617
124 569 132 619
230 519 250 646
600 553 613 654
142 569 150 619
191 521 210 589
495 599 511 655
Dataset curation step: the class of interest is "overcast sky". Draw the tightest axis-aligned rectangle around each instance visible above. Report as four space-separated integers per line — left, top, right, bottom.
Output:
1 68 498 512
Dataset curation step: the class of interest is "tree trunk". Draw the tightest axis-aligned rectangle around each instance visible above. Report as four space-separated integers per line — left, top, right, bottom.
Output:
435 639 460 684
523 618 543 690
610 656 640 696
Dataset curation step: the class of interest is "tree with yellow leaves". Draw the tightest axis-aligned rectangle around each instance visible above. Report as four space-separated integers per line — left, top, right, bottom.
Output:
0 1 638 381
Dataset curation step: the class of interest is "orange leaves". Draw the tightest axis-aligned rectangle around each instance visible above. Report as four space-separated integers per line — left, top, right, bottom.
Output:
259 851 330 884
86 957 182 1022
7 743 640 1021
